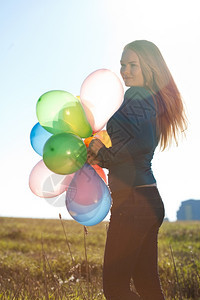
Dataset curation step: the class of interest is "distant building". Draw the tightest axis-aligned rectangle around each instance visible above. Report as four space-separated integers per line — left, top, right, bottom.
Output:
177 199 200 221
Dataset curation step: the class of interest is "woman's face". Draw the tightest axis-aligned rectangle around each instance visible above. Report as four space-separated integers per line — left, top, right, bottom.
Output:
120 48 144 87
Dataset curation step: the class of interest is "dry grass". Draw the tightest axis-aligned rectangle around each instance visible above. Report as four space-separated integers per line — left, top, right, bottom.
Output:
0 216 199 299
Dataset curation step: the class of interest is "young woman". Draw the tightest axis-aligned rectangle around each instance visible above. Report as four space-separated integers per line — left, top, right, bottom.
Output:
87 40 187 300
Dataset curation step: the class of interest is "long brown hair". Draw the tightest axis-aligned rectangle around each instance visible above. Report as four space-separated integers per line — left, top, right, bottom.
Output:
124 40 187 151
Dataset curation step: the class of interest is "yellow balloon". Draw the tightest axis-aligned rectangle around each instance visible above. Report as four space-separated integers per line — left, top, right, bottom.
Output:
94 130 112 147
36 90 92 138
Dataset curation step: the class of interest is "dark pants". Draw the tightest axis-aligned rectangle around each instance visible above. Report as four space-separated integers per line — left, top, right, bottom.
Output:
103 186 165 300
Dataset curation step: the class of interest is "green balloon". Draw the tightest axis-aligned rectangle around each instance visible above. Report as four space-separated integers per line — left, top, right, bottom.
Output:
43 133 87 175
36 90 92 138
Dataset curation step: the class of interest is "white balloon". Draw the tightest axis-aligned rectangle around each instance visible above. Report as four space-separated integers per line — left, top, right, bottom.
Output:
29 160 74 198
80 69 124 132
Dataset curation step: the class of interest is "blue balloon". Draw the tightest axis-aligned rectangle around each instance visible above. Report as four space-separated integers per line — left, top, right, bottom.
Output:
65 164 112 226
66 198 101 219
30 122 52 156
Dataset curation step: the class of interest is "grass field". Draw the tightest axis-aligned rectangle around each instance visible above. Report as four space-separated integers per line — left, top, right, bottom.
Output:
0 216 199 299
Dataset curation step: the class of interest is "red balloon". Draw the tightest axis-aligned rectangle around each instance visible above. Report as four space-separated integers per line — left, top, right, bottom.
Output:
92 164 107 184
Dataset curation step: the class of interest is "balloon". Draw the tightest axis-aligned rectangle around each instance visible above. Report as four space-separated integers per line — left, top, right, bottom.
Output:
94 130 112 147
77 185 111 226
67 183 111 226
43 133 87 175
80 69 124 132
45 192 67 207
66 196 100 218
29 160 74 198
66 164 102 206
66 164 112 226
30 122 52 156
84 130 112 148
92 164 107 184
84 136 93 147
36 90 92 138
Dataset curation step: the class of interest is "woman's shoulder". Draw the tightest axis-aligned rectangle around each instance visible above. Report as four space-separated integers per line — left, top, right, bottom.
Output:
122 86 157 119
124 86 153 101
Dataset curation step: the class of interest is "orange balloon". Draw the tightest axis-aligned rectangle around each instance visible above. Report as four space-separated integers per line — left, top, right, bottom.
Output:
92 164 107 184
94 130 112 147
84 136 94 147
84 130 112 148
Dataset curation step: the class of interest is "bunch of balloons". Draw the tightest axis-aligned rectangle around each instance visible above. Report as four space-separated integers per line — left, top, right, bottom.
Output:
29 69 124 226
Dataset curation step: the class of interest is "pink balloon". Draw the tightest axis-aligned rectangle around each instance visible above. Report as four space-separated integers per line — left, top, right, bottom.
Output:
29 160 74 198
80 69 124 132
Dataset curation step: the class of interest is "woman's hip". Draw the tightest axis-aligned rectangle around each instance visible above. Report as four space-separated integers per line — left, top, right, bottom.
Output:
110 186 165 226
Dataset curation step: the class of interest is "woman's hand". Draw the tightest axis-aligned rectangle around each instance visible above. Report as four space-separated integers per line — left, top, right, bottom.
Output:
87 139 104 165
87 152 100 165
88 139 105 155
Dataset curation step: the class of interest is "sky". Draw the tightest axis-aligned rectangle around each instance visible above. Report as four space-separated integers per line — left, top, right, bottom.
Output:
0 0 200 222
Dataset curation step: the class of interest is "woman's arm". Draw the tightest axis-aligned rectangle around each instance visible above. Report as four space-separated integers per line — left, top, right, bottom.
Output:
88 87 157 169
